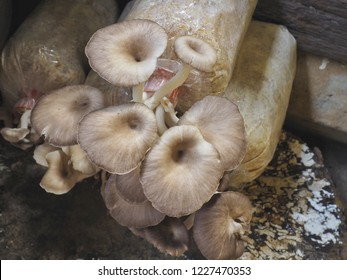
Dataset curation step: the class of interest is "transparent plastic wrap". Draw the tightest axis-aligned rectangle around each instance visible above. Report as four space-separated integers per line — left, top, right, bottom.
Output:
0 0 11 51
224 21 297 187
125 0 257 113
0 0 118 113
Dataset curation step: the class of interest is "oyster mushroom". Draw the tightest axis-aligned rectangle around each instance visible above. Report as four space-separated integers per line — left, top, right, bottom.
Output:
0 109 38 150
179 96 247 171
33 142 59 167
61 144 100 176
1 127 30 143
145 35 217 110
111 166 147 204
141 125 223 217
40 150 88 195
85 19 168 102
193 191 253 260
130 217 189 257
30 85 105 147
78 102 158 174
101 174 165 228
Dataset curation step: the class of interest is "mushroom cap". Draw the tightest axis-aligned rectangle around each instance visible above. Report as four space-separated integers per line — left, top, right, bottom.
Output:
85 19 168 87
40 150 86 195
30 85 105 147
174 36 217 72
101 174 165 228
112 166 147 204
130 217 189 257
140 125 223 217
193 191 253 260
179 96 247 171
78 102 158 174
1 127 30 143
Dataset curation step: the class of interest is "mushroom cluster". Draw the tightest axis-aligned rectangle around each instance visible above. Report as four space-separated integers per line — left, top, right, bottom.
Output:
26 19 253 259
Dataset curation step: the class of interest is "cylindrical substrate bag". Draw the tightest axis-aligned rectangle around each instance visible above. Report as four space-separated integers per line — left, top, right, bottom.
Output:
224 21 297 187
0 0 118 114
125 0 257 113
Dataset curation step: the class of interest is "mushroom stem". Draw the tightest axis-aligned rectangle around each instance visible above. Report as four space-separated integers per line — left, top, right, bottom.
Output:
19 109 31 129
161 97 179 127
155 104 168 135
144 63 191 110
132 82 145 103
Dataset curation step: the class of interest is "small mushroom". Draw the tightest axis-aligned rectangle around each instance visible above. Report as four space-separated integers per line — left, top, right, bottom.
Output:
140 125 223 217
101 174 165 228
1 109 40 150
193 191 253 260
144 36 217 110
62 144 100 176
85 19 168 103
33 142 59 167
1 109 31 142
30 85 105 147
130 217 189 257
161 97 179 127
1 127 30 143
78 102 158 174
40 150 88 195
179 96 247 171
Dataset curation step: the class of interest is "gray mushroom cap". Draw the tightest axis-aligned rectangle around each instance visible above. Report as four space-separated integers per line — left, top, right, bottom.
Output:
179 96 247 171
174 36 217 72
101 174 165 228
193 191 253 260
109 167 147 204
85 19 168 87
130 217 189 257
30 85 105 147
140 125 223 217
78 102 158 175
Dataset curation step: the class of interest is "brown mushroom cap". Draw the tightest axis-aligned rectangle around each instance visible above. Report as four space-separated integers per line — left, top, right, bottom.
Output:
193 191 253 260
111 166 147 204
78 102 158 174
130 217 189 257
85 19 168 87
140 125 223 217
101 174 165 228
30 85 105 147
179 96 247 171
174 36 217 72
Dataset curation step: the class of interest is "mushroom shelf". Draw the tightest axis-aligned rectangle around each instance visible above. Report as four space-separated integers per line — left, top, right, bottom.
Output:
0 131 345 259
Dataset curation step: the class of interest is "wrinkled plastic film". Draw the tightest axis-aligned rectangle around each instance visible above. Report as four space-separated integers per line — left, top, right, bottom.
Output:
0 0 118 112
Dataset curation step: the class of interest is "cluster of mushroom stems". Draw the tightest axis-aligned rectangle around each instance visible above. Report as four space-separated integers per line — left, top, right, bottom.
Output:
1 19 254 259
